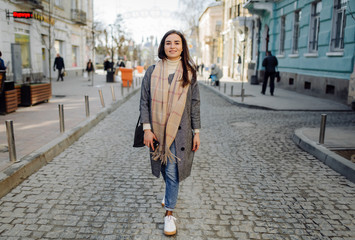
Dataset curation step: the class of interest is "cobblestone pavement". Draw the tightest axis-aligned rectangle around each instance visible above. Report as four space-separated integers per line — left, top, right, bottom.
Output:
1 86 355 240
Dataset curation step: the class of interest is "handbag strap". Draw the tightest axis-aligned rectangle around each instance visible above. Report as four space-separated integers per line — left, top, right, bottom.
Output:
136 115 141 128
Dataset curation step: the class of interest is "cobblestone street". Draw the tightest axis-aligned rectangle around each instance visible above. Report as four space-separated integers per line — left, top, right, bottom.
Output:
0 86 355 240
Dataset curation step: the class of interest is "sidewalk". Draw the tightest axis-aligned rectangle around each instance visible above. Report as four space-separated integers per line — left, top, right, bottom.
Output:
200 76 355 183
0 70 142 196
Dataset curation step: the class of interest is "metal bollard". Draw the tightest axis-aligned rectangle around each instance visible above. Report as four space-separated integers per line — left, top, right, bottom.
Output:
111 86 116 102
224 83 226 93
5 120 17 162
58 104 65 133
319 114 327 144
99 89 105 108
241 88 245 102
127 80 130 93
85 95 90 117
231 85 234 96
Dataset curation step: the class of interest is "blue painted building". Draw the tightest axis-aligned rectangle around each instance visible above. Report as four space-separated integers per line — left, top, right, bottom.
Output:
244 0 355 104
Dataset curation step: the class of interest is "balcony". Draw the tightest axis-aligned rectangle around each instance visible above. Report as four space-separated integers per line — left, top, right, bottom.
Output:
13 0 43 9
71 9 86 25
243 0 274 15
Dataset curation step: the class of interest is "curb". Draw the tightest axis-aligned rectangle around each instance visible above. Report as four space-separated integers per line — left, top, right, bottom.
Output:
199 82 273 110
0 88 140 199
292 128 355 183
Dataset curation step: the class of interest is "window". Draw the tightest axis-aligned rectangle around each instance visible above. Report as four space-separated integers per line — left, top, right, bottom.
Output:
55 0 63 7
71 0 77 9
72 46 78 67
279 16 286 55
309 1 322 53
292 10 301 54
15 33 31 68
54 40 63 56
330 0 346 51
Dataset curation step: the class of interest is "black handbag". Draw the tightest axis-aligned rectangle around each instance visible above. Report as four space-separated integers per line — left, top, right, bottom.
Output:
133 116 145 148
275 69 281 82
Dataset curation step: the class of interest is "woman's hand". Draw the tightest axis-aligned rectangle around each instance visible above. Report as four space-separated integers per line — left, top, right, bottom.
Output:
192 133 200 152
144 130 157 151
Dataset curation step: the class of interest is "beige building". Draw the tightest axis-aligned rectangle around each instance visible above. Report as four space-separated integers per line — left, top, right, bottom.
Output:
198 2 223 69
0 0 94 82
220 0 257 82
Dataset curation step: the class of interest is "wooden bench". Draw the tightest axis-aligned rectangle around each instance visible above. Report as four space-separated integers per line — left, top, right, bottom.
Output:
4 90 18 113
21 83 52 106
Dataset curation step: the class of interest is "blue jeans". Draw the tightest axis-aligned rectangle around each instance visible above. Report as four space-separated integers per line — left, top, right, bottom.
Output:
161 141 179 211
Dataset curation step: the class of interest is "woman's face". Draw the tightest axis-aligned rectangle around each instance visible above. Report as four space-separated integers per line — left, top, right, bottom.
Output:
164 33 183 61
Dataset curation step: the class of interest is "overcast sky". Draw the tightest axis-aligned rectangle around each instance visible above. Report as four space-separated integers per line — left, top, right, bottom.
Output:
94 0 184 43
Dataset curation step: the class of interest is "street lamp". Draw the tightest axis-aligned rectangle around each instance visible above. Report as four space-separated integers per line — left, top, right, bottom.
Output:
109 24 114 72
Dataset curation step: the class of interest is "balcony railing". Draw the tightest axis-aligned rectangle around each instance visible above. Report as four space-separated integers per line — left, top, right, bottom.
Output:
71 9 86 25
14 0 43 9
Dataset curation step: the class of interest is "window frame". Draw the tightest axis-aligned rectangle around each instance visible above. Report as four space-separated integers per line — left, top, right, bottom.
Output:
330 0 346 52
279 15 286 55
308 1 322 53
292 10 301 54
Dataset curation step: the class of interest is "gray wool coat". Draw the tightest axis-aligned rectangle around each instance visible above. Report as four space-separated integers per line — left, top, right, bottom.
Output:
139 65 201 182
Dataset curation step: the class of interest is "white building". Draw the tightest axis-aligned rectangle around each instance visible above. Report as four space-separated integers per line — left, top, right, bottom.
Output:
0 0 94 83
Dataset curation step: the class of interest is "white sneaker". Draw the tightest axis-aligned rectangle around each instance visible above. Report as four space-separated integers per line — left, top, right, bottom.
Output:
164 215 177 236
161 197 165 207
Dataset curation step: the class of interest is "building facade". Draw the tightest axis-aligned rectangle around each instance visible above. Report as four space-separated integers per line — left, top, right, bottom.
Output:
245 0 355 104
220 0 256 82
198 2 223 69
0 0 94 83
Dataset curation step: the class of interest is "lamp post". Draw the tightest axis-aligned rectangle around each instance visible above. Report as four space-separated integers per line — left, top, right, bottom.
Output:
109 24 114 72
240 17 247 102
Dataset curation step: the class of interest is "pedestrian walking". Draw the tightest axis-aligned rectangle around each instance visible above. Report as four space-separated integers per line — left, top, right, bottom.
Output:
86 59 94 81
210 64 223 86
200 62 204 76
261 51 278 96
0 51 7 89
53 53 65 81
139 29 201 236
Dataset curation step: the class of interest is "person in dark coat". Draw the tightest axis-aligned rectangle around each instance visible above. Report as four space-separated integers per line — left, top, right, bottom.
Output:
261 51 278 96
0 51 7 84
119 60 125 68
0 51 6 71
140 30 201 236
53 53 65 81
86 59 94 81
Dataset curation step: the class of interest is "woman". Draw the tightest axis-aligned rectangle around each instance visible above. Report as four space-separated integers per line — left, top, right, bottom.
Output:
139 30 201 236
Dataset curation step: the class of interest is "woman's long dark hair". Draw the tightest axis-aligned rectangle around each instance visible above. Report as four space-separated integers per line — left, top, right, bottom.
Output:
158 30 197 87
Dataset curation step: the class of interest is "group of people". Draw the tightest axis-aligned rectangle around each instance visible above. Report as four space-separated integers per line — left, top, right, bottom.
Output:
53 53 95 82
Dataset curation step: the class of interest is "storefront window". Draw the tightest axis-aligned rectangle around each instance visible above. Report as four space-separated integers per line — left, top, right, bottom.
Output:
15 33 31 68
72 46 78 67
54 40 63 56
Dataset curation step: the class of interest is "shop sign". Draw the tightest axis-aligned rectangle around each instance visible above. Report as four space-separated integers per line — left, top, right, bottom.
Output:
6 10 54 25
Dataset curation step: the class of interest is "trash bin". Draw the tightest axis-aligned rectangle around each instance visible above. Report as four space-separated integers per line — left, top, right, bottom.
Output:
120 68 133 87
250 75 258 85
106 70 114 82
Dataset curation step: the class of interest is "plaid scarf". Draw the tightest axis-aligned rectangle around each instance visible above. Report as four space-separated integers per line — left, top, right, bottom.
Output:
150 59 190 165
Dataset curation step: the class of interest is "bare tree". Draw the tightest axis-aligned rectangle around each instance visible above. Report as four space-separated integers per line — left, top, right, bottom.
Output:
177 0 216 59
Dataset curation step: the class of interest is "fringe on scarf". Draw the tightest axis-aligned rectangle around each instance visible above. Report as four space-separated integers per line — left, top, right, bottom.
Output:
151 147 181 165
